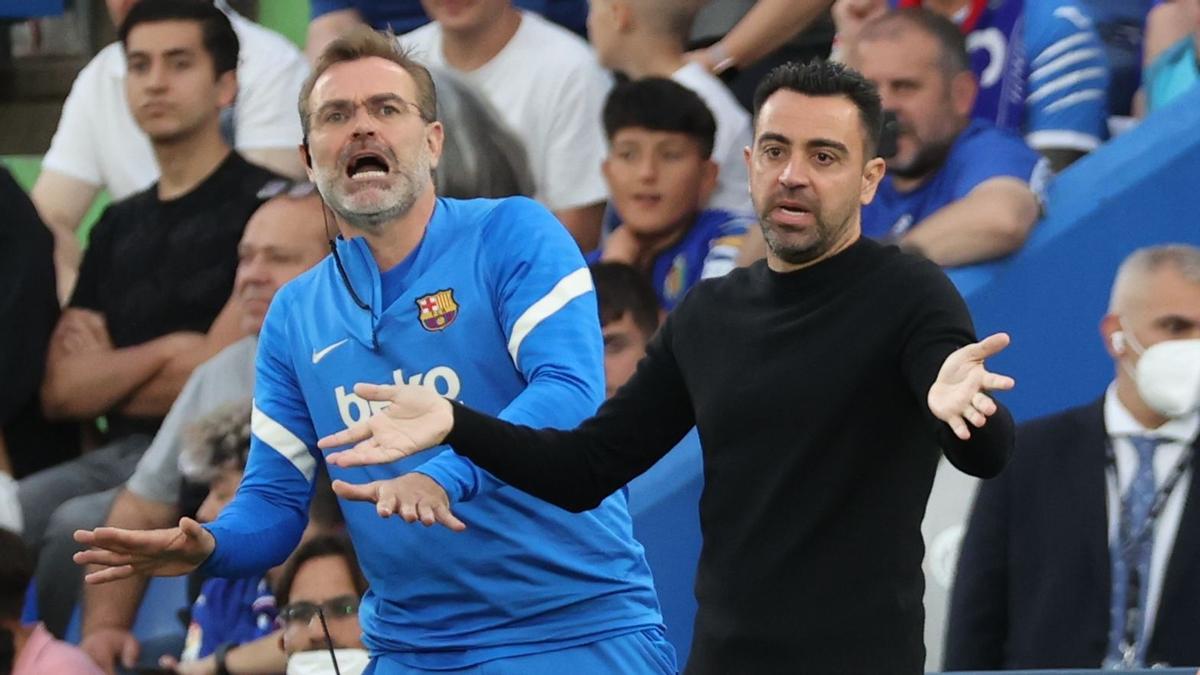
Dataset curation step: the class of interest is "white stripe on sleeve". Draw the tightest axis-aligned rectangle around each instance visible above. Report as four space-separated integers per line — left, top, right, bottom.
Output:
251 402 316 482
1028 67 1107 104
1030 32 1092 68
1030 48 1104 83
507 267 594 366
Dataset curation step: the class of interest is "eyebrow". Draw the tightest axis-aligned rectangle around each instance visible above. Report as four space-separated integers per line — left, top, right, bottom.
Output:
806 138 850 155
756 132 791 147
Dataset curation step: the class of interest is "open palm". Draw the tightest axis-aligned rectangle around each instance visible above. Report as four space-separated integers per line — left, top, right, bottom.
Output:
928 333 1015 440
319 382 454 467
73 517 215 584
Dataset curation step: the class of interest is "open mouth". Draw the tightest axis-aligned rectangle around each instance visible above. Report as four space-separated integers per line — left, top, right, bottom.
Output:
346 151 391 179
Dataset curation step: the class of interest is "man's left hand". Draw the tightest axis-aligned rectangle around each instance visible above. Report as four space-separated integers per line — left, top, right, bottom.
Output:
332 472 467 531
928 332 1015 440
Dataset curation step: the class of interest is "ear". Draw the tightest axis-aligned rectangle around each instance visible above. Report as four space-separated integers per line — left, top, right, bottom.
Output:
601 155 615 187
949 70 977 118
696 158 719 206
1100 314 1123 358
425 120 445 170
299 141 315 180
859 156 886 205
216 69 238 110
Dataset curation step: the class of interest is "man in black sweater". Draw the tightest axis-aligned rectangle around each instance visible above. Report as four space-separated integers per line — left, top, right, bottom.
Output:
88 61 1017 674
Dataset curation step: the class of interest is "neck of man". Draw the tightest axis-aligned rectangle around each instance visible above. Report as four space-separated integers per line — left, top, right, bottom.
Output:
154 120 232 201
1116 371 1170 430
613 35 687 79
889 119 968 193
440 7 523 72
766 221 862 273
345 182 438 271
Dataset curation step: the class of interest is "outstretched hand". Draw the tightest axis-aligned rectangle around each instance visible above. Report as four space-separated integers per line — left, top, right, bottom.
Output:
928 332 1016 440
73 517 215 584
318 382 454 467
332 472 467 531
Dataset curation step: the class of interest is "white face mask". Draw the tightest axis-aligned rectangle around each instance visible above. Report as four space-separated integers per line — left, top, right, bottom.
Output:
1134 338 1200 418
287 648 372 675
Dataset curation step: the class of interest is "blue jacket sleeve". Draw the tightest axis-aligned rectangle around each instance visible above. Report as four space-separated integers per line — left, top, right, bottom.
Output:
201 290 319 577
1022 1 1111 153
949 126 1043 202
415 198 605 502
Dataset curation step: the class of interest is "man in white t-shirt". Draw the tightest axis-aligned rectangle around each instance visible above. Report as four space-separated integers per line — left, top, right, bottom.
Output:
400 0 612 250
31 0 310 300
587 0 752 216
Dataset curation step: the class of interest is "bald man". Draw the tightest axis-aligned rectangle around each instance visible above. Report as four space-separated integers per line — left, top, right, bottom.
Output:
948 244 1200 670
70 188 330 674
587 0 752 217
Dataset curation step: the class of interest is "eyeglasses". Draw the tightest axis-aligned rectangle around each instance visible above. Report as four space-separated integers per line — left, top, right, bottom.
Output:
256 179 318 201
278 594 360 625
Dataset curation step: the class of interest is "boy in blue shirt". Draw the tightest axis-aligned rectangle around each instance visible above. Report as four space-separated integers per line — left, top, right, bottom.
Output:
591 78 750 310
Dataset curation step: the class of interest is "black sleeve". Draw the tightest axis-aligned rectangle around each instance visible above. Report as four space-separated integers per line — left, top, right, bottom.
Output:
943 463 1012 669
446 311 697 512
899 259 1014 478
0 169 59 424
68 205 115 311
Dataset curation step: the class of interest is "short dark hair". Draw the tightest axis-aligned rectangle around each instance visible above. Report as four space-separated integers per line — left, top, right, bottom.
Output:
275 533 368 607
591 262 660 339
119 0 240 77
752 60 884 158
603 78 717 159
0 529 33 621
859 8 971 76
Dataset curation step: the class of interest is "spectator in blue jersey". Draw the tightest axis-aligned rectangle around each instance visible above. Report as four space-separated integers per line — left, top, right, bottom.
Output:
75 27 676 674
1142 0 1200 114
836 0 1111 171
590 79 750 310
275 534 370 675
855 9 1044 267
590 262 662 400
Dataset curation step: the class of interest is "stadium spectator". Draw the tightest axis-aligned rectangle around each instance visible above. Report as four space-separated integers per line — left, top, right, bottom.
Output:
1142 0 1200 114
400 0 612 249
19 0 286 637
76 27 675 673
74 189 328 674
31 0 308 301
0 168 79 494
835 0 1111 172
274 534 370 675
587 0 752 215
947 244 1200 669
590 262 661 400
856 9 1044 267
0 528 103 675
306 0 589 61
590 79 750 309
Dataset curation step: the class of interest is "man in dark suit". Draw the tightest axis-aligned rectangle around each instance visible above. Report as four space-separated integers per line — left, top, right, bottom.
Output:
946 243 1200 670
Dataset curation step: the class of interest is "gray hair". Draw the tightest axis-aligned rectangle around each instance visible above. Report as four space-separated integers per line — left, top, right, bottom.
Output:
1109 244 1200 313
429 67 534 199
180 399 253 483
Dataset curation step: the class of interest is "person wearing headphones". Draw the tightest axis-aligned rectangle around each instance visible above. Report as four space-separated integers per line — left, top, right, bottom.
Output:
947 243 1200 670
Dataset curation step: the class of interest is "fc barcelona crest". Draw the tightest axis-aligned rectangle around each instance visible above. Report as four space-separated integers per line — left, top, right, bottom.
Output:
416 289 459 331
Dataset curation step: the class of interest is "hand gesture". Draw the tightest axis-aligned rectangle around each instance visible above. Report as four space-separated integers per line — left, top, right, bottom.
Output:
332 472 467 531
73 517 216 584
928 332 1015 440
318 383 454 467
80 627 140 675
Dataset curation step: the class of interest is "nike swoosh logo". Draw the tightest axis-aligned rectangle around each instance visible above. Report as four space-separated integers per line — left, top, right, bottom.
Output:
312 339 349 364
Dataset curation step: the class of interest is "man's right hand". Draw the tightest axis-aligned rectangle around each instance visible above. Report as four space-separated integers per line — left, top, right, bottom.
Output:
319 383 454 467
80 626 140 675
73 516 215 584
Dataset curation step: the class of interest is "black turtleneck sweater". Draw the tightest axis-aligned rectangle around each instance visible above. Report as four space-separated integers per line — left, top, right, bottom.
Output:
446 237 1014 674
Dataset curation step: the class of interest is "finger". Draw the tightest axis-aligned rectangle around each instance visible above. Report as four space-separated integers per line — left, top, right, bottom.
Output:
331 479 380 503
353 382 399 402
74 548 138 568
376 490 398 519
85 526 163 553
946 414 971 441
325 441 403 467
121 634 141 669
434 504 467 532
74 528 97 546
963 405 988 428
318 421 373 450
417 500 437 526
973 332 1011 359
982 371 1015 391
399 498 419 524
84 564 137 585
179 516 207 541
972 392 997 416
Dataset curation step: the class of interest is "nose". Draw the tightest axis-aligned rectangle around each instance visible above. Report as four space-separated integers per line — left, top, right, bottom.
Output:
350 105 378 139
636 155 658 182
777 156 808 189
146 61 169 91
237 253 271 286
305 614 329 644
